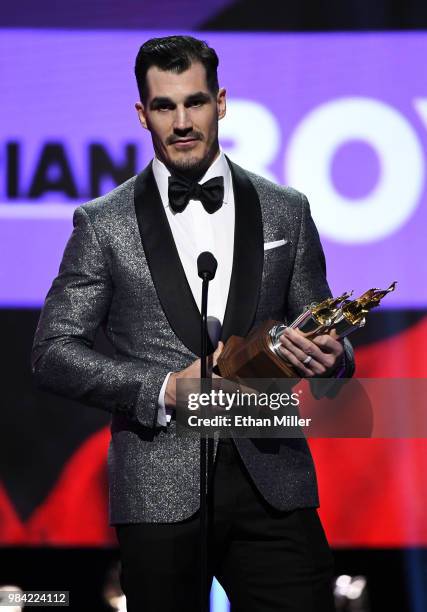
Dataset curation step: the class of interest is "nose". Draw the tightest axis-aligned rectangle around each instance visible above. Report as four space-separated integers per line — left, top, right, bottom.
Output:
173 105 192 133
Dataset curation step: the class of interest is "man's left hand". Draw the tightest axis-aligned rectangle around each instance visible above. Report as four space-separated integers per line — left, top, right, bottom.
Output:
278 327 344 378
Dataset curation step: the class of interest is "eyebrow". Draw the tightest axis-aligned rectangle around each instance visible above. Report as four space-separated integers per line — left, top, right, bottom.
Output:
149 91 212 110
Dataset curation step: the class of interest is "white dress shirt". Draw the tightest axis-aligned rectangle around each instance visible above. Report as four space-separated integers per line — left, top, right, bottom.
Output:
152 151 235 425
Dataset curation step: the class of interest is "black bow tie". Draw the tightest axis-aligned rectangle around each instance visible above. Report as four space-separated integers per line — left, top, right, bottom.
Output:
168 175 224 214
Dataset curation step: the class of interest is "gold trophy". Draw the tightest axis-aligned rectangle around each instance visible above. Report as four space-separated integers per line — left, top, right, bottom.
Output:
217 282 397 380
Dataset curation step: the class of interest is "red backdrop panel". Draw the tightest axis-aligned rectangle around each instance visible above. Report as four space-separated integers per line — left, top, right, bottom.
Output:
1 316 426 546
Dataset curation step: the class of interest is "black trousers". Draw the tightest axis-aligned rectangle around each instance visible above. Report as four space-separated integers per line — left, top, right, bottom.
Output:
116 439 335 612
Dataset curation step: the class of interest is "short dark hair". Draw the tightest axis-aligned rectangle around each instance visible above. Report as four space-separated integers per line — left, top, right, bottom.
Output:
134 35 219 103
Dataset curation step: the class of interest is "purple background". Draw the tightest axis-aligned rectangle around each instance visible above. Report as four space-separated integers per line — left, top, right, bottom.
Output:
1 31 426 307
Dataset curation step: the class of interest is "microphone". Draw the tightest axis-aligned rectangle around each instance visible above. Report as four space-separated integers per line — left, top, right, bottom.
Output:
197 251 217 281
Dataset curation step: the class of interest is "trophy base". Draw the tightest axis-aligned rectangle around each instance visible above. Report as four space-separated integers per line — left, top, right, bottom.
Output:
217 320 298 380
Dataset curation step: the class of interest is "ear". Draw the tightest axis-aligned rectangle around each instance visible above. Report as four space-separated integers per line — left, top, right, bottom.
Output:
135 101 148 130
217 88 226 120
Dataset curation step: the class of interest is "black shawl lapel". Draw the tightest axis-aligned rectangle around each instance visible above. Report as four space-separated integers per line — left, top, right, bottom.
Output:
221 158 264 342
133 162 212 357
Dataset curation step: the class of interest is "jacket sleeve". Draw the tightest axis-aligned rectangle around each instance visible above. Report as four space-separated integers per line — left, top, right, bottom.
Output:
31 206 169 429
285 193 355 385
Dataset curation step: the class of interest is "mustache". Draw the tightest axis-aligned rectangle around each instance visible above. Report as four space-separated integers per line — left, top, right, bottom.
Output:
167 132 204 145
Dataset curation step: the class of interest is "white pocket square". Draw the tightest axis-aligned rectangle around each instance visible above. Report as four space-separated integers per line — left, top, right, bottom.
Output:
264 238 288 251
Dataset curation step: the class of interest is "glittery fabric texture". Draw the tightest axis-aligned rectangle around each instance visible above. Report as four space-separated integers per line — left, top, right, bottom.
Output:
32 166 353 524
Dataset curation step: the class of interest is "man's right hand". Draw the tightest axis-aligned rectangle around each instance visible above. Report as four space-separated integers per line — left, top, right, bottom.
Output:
164 342 224 409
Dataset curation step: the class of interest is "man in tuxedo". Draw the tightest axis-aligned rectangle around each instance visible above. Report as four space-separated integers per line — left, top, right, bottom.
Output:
32 35 354 611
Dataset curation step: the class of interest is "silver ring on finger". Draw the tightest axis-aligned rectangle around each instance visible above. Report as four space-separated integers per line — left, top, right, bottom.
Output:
302 355 313 366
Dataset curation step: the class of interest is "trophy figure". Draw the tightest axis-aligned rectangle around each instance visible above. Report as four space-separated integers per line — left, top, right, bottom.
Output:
217 282 397 381
331 282 397 337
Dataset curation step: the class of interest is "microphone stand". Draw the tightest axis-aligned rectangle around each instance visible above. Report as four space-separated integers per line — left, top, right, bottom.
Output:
199 257 216 612
200 273 211 612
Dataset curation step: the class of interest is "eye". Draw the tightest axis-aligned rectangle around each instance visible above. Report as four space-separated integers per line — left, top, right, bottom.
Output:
187 99 205 108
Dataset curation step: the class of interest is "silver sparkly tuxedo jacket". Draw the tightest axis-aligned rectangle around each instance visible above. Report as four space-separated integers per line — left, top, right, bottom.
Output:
32 158 353 525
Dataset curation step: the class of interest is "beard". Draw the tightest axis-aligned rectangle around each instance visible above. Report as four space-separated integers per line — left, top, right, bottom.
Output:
161 132 220 182
167 154 214 182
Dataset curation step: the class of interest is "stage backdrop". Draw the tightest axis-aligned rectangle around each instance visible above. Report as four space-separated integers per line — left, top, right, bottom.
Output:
1 31 426 548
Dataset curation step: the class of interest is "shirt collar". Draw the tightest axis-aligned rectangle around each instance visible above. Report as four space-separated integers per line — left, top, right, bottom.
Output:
152 150 232 210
